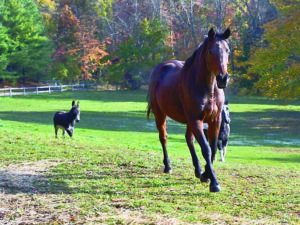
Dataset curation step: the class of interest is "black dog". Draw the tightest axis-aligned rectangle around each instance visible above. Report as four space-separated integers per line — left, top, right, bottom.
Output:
53 100 80 138
204 100 230 162
217 100 230 162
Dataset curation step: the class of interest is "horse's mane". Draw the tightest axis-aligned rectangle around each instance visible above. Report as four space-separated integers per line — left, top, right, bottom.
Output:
182 38 208 72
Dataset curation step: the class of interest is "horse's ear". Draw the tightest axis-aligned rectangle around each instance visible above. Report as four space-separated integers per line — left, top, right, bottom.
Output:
77 101 80 107
223 28 231 39
72 100 75 106
208 28 216 41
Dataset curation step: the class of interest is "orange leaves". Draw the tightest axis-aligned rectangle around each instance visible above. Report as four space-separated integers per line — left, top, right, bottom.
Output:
59 5 80 29
55 3 110 81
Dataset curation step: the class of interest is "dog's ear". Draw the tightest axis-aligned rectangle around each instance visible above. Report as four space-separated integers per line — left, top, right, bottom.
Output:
77 101 80 107
72 100 75 106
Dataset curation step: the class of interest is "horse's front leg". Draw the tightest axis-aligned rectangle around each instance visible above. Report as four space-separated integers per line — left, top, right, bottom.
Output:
185 126 203 178
188 120 221 192
208 119 221 163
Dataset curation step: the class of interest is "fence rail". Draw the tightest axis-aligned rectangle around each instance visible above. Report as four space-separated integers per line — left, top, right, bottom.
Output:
0 84 97 97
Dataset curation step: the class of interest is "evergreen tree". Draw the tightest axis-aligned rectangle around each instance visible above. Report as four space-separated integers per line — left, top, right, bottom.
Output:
0 18 9 73
0 0 54 84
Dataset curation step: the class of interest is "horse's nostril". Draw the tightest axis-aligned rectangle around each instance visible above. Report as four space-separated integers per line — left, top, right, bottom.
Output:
216 74 230 89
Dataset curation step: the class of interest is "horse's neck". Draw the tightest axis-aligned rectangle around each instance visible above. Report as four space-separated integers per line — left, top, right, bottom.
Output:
180 42 217 98
193 58 217 97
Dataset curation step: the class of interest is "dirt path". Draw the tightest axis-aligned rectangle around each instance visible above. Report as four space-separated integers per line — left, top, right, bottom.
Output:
0 160 77 224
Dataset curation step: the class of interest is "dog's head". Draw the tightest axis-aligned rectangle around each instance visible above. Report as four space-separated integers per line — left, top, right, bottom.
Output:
222 100 230 124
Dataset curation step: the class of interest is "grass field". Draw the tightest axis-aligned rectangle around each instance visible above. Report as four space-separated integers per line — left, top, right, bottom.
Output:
0 90 299 224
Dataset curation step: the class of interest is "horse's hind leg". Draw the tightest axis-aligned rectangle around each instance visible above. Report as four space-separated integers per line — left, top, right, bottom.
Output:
186 126 203 178
208 121 221 164
155 113 171 173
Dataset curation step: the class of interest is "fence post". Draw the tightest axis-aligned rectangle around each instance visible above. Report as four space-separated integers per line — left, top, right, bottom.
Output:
60 85 62 92
48 86 51 93
36 86 38 94
10 88 12 96
23 87 26 95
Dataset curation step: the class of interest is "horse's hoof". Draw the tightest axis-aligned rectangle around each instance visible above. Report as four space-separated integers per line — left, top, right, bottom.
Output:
210 185 221 193
200 173 209 183
195 170 202 178
164 169 172 174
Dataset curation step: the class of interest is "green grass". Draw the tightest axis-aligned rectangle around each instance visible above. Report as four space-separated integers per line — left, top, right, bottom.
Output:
0 90 299 224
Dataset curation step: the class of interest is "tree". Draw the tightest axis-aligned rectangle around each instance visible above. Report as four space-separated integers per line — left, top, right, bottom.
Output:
0 0 54 84
107 18 172 89
52 1 109 82
247 0 300 99
0 10 10 75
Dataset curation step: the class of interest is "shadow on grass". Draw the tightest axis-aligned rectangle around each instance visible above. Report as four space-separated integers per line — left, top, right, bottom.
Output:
0 110 186 134
1 109 300 147
225 93 300 106
0 167 199 197
230 155 300 164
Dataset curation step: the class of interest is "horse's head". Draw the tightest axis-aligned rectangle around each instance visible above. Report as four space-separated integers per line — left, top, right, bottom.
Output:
206 28 231 89
70 100 80 123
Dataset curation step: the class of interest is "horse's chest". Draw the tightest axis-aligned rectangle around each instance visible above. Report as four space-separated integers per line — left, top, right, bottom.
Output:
204 103 219 121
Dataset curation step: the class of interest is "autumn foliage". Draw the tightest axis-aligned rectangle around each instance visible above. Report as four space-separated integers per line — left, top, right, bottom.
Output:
247 0 300 99
53 4 108 82
0 0 298 99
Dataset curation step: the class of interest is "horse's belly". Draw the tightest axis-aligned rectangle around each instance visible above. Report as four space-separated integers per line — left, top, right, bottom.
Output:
156 84 186 124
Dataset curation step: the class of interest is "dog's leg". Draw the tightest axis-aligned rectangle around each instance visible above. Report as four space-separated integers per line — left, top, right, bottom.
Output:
217 140 225 162
66 128 73 137
55 126 58 138
222 140 228 162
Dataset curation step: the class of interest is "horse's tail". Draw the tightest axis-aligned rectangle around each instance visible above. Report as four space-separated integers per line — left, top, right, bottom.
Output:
146 104 151 119
147 63 164 119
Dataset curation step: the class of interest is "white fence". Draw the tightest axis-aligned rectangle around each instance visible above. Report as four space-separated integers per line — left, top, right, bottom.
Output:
0 84 97 97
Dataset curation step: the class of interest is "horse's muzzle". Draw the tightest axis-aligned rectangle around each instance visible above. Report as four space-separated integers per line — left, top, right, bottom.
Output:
216 74 230 89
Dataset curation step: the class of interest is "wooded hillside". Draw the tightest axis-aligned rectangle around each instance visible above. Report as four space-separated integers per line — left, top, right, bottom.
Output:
0 0 299 98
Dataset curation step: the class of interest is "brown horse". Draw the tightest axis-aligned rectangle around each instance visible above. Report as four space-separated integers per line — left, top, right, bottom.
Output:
147 28 231 192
